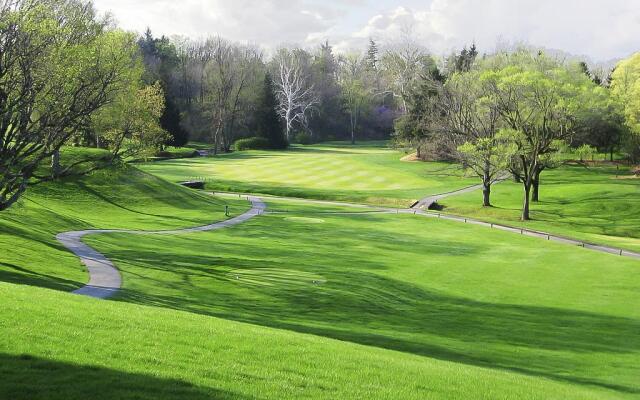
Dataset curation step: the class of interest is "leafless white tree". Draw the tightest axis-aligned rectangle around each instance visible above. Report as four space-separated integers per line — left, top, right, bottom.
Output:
380 28 433 114
273 48 318 141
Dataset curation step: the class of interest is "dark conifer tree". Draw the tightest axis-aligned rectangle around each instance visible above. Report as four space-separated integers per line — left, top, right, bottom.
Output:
257 73 287 149
162 94 189 147
366 38 379 70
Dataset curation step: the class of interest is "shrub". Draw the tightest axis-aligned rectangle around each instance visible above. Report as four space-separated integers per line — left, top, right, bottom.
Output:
155 149 198 159
295 132 313 145
576 144 597 162
234 137 271 151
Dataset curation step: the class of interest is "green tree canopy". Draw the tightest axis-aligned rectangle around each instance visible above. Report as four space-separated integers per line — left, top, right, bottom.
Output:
611 52 640 160
0 0 135 210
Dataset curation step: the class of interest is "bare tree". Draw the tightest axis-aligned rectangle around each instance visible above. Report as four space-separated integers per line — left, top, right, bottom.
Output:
338 53 373 145
380 29 434 114
202 37 261 154
273 48 318 141
223 44 262 151
443 70 509 207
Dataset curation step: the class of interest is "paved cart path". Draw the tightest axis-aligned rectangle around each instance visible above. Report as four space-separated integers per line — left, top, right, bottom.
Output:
214 192 640 260
56 196 266 299
58 188 639 301
412 176 510 209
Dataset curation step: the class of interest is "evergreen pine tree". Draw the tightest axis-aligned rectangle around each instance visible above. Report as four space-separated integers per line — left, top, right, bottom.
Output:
161 94 189 147
366 38 379 70
257 73 287 149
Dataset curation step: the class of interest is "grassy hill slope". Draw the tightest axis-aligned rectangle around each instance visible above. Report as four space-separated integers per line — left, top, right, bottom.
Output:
0 166 248 291
82 199 640 398
1 282 627 400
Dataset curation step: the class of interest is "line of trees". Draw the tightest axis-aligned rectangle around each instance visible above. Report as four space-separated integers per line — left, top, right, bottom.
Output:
141 34 405 149
396 49 640 220
1 0 639 216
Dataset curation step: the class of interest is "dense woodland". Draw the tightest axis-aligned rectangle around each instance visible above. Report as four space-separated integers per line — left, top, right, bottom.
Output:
2 0 640 220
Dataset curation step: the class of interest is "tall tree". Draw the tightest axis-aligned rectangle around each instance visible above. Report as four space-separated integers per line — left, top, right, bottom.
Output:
273 48 318 141
485 51 598 219
338 54 373 145
200 37 260 154
366 38 379 71
308 41 344 141
610 52 640 162
393 67 445 159
95 81 169 160
137 29 188 148
380 37 434 114
444 70 510 207
256 73 286 149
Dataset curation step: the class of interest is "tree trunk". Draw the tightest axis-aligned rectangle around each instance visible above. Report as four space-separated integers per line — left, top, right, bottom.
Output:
416 146 421 159
350 113 356 145
610 147 614 162
51 150 61 179
532 166 544 202
482 182 491 207
212 120 222 156
521 182 531 221
531 174 540 202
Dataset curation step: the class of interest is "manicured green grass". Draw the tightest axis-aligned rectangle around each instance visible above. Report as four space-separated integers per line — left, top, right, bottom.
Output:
78 200 640 398
443 164 640 251
0 165 248 292
2 147 639 399
0 282 629 400
138 142 475 207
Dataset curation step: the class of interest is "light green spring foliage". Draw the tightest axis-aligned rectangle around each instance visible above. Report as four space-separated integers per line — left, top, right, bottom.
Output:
0 0 145 210
475 52 607 174
91 31 169 159
445 70 509 184
338 53 374 140
576 144 598 161
611 53 640 139
457 137 514 180
479 51 602 135
450 51 606 205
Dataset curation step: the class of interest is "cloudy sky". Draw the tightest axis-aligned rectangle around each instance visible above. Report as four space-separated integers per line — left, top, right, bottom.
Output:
92 0 640 62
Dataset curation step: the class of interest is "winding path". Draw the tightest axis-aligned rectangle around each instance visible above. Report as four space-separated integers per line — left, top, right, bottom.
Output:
57 196 266 299
412 176 509 209
59 186 639 301
214 192 640 260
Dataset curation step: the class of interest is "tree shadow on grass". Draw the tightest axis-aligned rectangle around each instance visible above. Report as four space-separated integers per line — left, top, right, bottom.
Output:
74 181 232 227
0 262 81 292
106 245 640 394
0 353 250 400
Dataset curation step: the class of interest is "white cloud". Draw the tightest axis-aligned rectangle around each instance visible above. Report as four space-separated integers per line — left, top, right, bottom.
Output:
344 0 640 61
94 0 332 46
93 0 640 61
